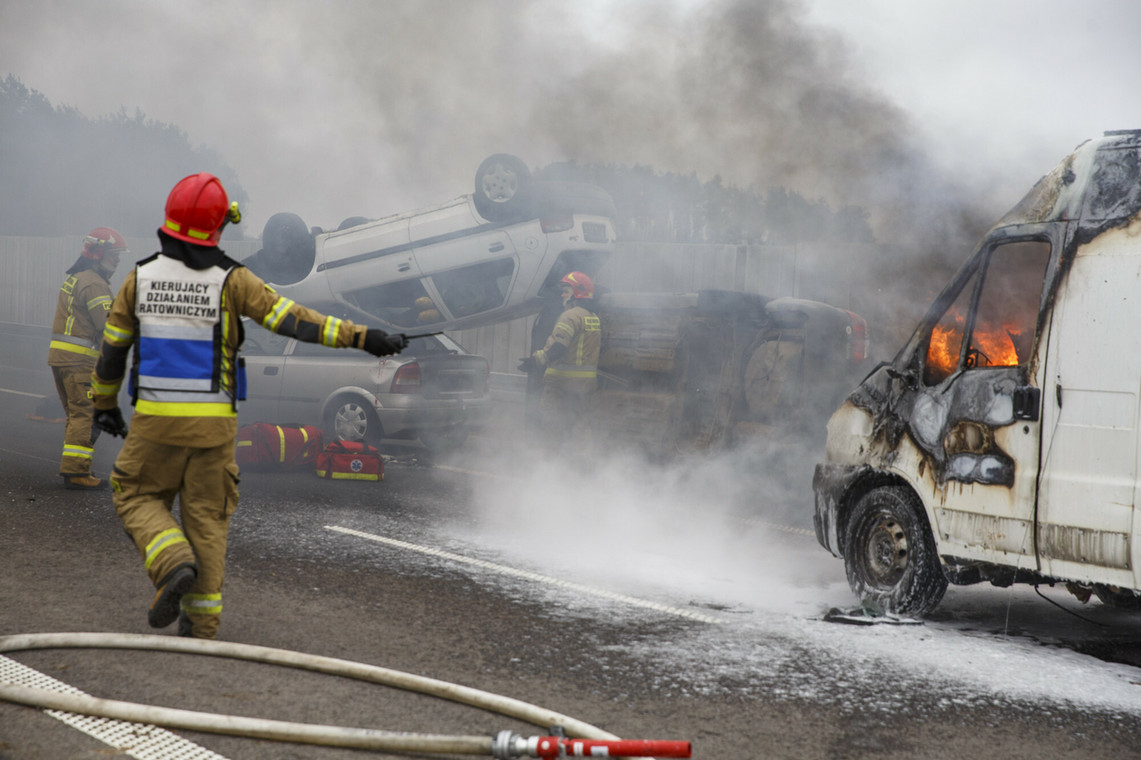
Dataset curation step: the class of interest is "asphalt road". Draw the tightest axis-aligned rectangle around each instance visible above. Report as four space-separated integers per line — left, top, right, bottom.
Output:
2 361 1141 759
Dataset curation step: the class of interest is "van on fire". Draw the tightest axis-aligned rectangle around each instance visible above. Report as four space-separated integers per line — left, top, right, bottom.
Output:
813 129 1141 616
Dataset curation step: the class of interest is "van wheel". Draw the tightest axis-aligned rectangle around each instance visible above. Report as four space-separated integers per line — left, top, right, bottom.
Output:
473 154 531 222
326 396 381 447
1093 585 1141 609
843 485 948 617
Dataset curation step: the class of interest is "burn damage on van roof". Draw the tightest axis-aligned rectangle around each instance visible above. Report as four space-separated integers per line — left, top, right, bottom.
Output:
840 130 1141 488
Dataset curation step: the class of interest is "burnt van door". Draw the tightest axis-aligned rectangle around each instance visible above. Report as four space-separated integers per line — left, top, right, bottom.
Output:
917 238 1050 569
1037 237 1139 588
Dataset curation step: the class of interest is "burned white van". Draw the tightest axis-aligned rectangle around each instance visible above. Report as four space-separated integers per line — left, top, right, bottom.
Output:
814 129 1141 616
245 154 616 332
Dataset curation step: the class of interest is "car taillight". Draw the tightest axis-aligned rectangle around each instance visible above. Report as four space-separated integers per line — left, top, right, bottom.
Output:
845 311 868 363
540 214 574 233
391 362 421 394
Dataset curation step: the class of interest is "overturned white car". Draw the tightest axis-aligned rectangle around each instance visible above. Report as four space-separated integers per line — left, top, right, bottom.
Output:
243 154 617 332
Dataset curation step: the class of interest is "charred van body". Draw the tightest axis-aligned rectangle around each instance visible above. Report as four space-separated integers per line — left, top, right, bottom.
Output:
814 130 1141 616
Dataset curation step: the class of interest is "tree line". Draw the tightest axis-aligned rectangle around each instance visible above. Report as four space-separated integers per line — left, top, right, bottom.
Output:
0 75 246 238
1 75 873 245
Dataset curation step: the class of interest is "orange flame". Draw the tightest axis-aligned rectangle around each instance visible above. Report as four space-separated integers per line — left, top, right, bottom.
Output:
928 310 1023 375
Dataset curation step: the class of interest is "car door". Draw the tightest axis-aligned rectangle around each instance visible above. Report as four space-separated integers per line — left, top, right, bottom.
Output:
239 327 292 424
914 234 1052 568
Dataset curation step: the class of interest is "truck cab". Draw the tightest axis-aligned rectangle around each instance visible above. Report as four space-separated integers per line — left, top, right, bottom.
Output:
814 129 1141 616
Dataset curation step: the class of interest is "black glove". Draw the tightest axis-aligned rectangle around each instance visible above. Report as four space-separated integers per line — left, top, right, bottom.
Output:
363 328 408 357
517 356 537 373
94 407 129 438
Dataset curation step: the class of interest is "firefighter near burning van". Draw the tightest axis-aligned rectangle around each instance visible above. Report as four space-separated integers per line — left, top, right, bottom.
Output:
91 172 409 639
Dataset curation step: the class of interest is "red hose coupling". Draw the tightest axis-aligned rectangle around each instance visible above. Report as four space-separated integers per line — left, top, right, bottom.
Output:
492 731 692 758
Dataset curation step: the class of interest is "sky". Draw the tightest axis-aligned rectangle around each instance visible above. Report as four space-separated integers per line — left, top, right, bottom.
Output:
3 0 1141 241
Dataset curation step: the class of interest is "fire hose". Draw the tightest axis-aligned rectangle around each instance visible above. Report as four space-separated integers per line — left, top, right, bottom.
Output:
0 632 690 758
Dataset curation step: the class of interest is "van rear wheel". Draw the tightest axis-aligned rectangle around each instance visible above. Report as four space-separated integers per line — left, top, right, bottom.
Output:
843 485 948 617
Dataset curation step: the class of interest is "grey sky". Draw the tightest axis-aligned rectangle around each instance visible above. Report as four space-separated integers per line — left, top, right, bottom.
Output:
3 0 1139 239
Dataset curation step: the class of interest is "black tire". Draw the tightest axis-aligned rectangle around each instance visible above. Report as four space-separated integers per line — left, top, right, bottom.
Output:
325 395 381 447
337 216 371 231
1093 585 1141 610
260 212 315 285
473 154 532 222
843 485 948 617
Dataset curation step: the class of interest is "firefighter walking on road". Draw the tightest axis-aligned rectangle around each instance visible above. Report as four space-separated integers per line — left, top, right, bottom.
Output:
92 173 408 639
49 228 127 490
522 271 602 449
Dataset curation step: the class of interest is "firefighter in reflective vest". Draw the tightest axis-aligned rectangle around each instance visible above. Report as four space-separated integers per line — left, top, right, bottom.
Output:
527 271 601 445
49 227 127 490
92 173 408 639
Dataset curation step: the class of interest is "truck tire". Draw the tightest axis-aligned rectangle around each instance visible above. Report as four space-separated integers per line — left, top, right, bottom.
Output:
473 154 532 222
843 485 948 617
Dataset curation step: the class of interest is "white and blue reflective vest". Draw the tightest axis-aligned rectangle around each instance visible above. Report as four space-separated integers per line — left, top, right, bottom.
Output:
130 255 245 417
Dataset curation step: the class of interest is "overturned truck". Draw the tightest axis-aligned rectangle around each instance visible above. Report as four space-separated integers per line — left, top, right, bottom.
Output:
814 129 1141 617
591 290 869 456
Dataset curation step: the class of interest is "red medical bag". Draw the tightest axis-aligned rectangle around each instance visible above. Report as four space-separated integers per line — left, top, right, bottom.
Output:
315 440 384 481
236 423 324 471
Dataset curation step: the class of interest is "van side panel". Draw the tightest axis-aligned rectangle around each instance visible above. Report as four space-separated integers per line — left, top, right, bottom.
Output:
1037 223 1141 586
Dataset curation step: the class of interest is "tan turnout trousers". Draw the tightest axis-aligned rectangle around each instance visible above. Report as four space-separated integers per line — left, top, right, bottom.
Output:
111 435 240 639
51 364 99 476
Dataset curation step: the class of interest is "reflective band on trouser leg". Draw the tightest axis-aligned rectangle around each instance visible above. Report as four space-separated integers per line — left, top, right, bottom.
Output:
144 528 190 571
62 444 94 461
181 593 222 616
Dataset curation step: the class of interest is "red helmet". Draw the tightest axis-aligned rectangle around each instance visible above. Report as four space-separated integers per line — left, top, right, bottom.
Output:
81 227 128 260
559 271 594 299
163 172 240 246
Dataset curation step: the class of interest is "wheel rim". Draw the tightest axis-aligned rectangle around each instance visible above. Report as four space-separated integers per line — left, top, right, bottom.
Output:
333 402 368 442
480 164 517 203
860 512 909 587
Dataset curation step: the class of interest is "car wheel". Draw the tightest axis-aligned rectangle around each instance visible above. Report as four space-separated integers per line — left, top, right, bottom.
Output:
473 154 532 222
843 485 948 617
326 396 381 447
260 212 315 285
1093 585 1141 610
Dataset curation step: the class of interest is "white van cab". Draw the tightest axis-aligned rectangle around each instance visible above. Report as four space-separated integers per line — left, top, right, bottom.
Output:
242 154 616 332
814 129 1141 616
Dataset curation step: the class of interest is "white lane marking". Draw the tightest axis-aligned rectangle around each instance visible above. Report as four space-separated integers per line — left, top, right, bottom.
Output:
0 447 57 464
0 386 47 398
0 654 229 759
326 525 725 625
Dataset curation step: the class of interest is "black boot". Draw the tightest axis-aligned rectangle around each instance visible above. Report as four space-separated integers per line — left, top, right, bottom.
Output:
148 563 197 628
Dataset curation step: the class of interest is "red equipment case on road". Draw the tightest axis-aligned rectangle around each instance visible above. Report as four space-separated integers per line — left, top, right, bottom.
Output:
315 440 384 481
236 423 324 471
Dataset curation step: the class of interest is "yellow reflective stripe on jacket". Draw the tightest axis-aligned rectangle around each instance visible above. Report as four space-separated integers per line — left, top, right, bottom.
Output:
544 367 598 379
181 593 222 616
322 316 342 347
135 400 237 417
102 321 134 345
49 340 99 358
145 528 189 570
263 296 295 332
87 294 112 310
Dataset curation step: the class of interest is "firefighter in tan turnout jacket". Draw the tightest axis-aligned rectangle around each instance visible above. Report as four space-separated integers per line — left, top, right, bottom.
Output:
92 173 408 639
527 271 601 447
49 228 127 490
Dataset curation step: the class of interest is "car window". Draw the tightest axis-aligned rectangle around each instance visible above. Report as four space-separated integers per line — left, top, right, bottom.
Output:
243 327 292 356
429 258 515 318
344 277 445 329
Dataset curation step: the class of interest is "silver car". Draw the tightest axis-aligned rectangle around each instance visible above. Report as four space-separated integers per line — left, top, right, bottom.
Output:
238 326 489 454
